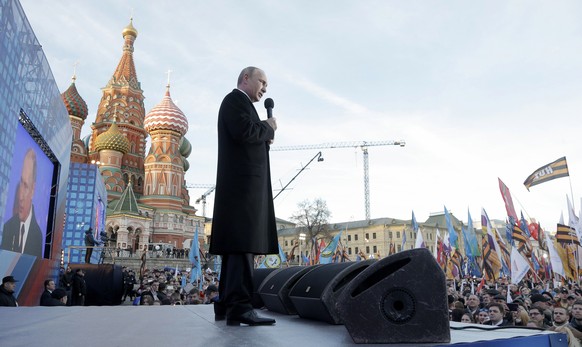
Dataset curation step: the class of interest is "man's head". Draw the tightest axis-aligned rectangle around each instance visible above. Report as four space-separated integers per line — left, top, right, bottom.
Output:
553 306 570 325
2 276 17 293
51 288 67 304
531 293 551 309
572 300 582 320
75 269 84 276
529 307 544 323
18 149 36 222
237 66 267 102
466 294 480 309
487 303 505 324
44 279 55 292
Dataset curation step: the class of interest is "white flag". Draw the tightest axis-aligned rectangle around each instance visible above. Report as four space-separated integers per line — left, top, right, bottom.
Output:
510 246 530 284
545 233 565 278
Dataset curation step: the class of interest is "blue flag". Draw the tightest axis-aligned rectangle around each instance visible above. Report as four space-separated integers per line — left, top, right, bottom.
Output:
190 226 202 287
401 228 407 250
444 206 458 249
412 211 419 233
320 231 343 264
466 210 481 257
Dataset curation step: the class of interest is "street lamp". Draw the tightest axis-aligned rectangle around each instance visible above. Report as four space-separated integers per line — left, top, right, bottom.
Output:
299 233 306 266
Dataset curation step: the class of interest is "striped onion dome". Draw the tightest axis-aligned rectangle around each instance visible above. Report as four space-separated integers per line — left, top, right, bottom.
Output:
94 121 130 154
61 80 88 120
144 85 188 136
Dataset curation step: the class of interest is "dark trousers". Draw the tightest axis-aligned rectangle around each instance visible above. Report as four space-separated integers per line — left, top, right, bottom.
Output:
217 253 254 317
85 247 93 263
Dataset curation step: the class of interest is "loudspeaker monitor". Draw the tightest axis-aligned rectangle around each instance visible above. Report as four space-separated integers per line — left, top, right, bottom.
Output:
70 263 123 306
288 260 375 324
258 265 321 315
252 267 278 309
337 248 450 344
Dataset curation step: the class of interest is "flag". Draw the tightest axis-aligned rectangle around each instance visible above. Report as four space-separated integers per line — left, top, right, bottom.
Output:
411 211 419 233
476 278 486 293
401 228 407 250
546 233 566 279
465 210 481 257
567 195 582 242
494 227 511 277
510 246 530 284
260 242 288 268
512 223 533 256
190 226 202 287
523 156 569 191
462 226 481 277
556 223 581 246
520 212 532 238
435 228 446 269
320 231 342 264
389 242 396 256
498 178 518 222
444 206 458 249
481 208 502 281
414 228 425 249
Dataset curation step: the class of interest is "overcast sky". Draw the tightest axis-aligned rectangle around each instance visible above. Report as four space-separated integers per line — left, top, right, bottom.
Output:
19 0 582 229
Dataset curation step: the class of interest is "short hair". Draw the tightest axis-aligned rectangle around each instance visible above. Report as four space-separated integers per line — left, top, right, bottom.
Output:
24 148 37 182
237 66 260 86
487 302 505 315
554 306 568 314
44 279 53 287
572 299 582 308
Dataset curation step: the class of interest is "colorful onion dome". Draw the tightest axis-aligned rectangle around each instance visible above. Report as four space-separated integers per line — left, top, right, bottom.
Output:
144 85 188 136
182 156 190 172
179 137 192 157
94 121 130 154
122 18 138 38
61 81 88 120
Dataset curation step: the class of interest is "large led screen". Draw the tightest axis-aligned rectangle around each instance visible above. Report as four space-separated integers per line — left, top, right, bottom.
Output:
1 122 55 258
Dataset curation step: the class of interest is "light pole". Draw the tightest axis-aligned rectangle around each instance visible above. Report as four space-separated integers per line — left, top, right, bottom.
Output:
299 233 306 266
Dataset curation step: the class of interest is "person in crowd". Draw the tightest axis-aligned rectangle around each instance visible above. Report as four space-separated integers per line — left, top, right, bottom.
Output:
0 276 18 306
549 306 582 347
204 284 219 305
209 66 277 327
485 303 511 326
72 268 87 306
461 312 474 323
514 307 529 326
556 287 570 309
59 266 73 305
141 280 162 305
40 279 61 306
477 308 490 324
84 228 101 264
465 294 481 317
50 288 67 306
569 300 582 341
527 307 550 329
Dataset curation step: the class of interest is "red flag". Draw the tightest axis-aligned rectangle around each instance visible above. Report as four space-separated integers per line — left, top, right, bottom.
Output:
528 223 539 241
476 278 486 293
498 178 518 222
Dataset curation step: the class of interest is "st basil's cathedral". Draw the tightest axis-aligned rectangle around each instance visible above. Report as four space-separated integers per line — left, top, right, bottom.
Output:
60 19 202 252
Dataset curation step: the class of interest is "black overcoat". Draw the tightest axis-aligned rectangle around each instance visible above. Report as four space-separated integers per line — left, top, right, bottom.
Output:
209 89 277 255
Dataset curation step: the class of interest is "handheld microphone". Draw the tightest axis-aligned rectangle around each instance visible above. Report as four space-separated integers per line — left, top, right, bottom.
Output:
264 98 274 118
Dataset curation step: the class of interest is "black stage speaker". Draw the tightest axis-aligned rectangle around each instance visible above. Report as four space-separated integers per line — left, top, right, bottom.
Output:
258 265 321 315
71 263 123 306
288 260 376 324
252 267 279 309
337 248 450 344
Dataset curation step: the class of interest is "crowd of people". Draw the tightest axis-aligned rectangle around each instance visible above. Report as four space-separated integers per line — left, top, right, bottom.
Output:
448 279 582 346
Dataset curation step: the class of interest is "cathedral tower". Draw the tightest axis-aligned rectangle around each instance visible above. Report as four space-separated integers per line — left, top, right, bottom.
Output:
88 19 147 199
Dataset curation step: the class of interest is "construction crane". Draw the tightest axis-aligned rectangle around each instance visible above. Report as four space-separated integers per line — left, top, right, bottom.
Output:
195 186 216 217
185 183 215 217
271 140 405 220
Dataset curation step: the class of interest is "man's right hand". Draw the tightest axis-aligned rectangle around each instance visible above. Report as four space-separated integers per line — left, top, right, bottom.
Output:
265 117 277 131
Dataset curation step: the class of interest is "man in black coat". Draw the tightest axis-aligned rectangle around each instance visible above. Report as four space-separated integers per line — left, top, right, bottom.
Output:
40 279 61 306
72 269 87 306
209 66 278 326
0 276 18 306
1 148 43 257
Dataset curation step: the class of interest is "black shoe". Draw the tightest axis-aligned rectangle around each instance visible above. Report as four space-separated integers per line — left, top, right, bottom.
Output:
227 310 276 326
214 302 226 321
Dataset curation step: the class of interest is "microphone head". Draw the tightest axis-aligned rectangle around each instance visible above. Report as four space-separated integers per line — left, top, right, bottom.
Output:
264 98 274 109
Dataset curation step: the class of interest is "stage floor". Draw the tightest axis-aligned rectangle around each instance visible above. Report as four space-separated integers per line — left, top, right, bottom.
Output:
0 304 567 347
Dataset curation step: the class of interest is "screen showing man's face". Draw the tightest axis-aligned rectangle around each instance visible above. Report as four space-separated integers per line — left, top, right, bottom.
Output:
18 152 35 222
